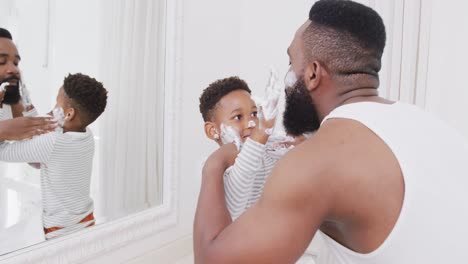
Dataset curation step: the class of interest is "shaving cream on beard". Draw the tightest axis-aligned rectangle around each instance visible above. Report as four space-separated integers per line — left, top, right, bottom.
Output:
0 82 10 92
284 68 298 89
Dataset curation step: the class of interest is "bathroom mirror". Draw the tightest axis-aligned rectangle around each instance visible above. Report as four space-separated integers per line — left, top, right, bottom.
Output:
0 0 179 260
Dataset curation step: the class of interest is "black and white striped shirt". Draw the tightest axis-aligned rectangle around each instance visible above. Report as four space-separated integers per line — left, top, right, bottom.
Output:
0 128 95 239
224 138 286 220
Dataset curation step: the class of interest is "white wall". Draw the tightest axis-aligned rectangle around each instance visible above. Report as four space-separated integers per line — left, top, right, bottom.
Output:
424 0 468 139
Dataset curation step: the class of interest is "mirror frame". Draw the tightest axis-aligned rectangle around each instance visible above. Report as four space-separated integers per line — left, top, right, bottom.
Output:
0 0 183 262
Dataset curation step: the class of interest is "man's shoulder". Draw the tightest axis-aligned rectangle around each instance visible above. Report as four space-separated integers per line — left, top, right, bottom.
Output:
273 118 383 191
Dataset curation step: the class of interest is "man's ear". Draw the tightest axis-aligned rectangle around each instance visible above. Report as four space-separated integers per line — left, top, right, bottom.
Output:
304 61 323 92
204 122 220 141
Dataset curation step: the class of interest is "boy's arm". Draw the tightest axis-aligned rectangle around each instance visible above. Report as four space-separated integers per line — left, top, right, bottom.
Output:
0 132 57 163
225 136 267 219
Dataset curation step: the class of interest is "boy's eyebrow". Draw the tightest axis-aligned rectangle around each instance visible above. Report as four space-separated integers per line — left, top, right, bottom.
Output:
230 107 246 115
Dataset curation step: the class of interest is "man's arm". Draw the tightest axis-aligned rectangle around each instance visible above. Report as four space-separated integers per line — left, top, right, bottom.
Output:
194 136 334 264
0 116 56 141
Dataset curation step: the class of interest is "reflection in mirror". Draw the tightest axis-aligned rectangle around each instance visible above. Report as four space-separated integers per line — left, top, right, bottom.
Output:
0 0 166 256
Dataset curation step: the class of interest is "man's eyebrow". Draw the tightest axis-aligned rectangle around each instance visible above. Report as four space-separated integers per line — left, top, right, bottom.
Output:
287 48 290 57
0 53 21 60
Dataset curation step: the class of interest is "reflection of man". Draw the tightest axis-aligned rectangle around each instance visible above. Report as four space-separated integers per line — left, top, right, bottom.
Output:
194 1 468 263
0 28 55 140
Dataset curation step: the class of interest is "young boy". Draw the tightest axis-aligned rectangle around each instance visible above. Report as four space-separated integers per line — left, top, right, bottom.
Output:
0 73 107 240
199 76 286 219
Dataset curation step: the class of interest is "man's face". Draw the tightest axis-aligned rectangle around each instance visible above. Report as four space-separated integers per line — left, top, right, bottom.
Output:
0 38 21 104
283 21 321 136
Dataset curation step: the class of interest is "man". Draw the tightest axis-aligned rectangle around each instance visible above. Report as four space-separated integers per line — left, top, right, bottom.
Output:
194 1 468 263
0 28 55 140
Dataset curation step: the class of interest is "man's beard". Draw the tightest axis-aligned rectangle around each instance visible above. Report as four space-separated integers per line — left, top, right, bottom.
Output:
1 76 21 105
283 78 321 136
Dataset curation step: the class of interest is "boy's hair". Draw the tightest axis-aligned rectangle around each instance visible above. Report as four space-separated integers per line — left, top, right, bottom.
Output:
199 76 251 122
63 73 108 126
0 28 13 40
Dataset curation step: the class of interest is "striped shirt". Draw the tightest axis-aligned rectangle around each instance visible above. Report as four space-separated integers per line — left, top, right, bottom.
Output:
0 128 95 240
224 137 287 220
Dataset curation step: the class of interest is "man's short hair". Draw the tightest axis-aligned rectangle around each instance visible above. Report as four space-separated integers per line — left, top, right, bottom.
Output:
199 76 251 122
63 73 108 126
305 0 386 78
0 28 13 40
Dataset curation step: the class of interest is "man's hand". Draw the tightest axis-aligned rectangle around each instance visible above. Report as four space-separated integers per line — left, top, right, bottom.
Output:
0 116 57 141
204 143 238 173
10 101 24 118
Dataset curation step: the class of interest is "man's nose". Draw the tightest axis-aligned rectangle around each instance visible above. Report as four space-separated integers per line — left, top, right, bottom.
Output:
6 62 19 75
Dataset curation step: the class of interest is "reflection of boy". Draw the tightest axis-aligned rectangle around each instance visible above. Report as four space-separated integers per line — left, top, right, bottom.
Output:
0 73 108 239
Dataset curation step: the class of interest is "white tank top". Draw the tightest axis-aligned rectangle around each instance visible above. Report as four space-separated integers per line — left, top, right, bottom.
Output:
319 101 468 264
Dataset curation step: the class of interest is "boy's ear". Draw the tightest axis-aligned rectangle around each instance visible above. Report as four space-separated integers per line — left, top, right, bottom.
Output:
65 107 77 121
204 122 220 141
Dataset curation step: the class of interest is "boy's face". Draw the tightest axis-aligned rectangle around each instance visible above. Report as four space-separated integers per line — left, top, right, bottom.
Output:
54 87 69 111
212 90 258 142
51 87 76 130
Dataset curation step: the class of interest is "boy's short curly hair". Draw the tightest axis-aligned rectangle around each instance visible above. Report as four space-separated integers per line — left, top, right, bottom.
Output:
63 73 108 126
199 76 251 122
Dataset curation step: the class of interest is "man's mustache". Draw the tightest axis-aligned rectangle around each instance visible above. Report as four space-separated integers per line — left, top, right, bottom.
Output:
0 75 20 84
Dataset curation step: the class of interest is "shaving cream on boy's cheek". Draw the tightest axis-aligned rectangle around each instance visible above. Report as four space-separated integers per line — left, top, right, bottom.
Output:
52 107 66 132
220 123 242 150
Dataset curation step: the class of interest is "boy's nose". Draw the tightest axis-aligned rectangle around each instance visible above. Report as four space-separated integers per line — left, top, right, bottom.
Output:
246 120 256 129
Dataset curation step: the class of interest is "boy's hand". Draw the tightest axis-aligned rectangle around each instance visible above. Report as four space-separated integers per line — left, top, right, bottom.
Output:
0 117 57 141
251 68 282 143
260 68 281 122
